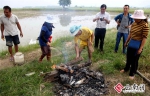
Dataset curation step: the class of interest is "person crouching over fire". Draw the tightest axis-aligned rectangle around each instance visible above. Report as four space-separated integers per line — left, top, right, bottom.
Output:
70 25 94 63
38 16 55 62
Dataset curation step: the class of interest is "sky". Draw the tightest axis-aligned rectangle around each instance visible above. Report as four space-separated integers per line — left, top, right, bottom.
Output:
0 0 150 8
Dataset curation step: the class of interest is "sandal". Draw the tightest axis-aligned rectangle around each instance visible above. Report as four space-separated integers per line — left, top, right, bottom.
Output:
9 57 14 62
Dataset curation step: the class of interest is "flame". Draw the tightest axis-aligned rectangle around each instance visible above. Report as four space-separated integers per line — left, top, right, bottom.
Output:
51 64 56 69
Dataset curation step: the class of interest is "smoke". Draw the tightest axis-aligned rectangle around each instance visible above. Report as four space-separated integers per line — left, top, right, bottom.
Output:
61 42 69 63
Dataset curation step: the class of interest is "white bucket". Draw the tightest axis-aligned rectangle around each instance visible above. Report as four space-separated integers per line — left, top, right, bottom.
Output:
14 52 24 65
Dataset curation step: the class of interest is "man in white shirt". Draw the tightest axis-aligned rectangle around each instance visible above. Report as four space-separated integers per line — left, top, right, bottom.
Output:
0 6 23 61
93 4 110 53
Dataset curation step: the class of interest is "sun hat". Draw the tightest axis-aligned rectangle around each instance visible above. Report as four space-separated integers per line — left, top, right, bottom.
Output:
45 16 57 23
70 25 81 36
131 10 146 19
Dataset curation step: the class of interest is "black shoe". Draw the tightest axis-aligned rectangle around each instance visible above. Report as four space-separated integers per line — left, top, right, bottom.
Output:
114 50 117 53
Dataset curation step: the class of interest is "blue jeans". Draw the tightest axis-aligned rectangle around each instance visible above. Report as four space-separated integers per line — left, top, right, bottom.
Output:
115 32 128 53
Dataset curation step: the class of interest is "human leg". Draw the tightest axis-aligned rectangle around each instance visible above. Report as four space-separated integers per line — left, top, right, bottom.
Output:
122 33 128 54
99 29 106 51
121 47 133 72
5 35 14 61
39 46 48 62
94 28 100 49
47 46 51 61
114 32 122 53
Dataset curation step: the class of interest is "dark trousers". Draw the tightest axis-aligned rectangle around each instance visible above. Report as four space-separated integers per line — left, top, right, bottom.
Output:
94 28 106 51
39 46 51 61
124 47 141 76
5 35 20 46
115 32 128 53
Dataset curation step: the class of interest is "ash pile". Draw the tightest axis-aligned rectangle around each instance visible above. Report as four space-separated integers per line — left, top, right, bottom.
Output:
47 61 108 96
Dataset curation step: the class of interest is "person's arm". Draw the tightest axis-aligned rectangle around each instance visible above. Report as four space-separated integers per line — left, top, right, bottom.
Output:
75 43 80 58
1 24 4 40
124 33 131 47
16 22 23 37
93 14 99 22
137 38 147 54
74 37 80 59
114 14 121 26
88 32 94 44
90 32 94 43
40 31 50 46
93 18 99 22
40 31 47 43
104 13 111 24
114 14 120 22
104 18 110 24
137 23 149 54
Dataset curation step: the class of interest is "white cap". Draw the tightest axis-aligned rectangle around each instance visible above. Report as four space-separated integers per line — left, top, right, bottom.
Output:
45 16 57 23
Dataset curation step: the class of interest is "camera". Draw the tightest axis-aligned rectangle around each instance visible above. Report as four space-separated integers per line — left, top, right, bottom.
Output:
100 18 103 21
100 17 104 21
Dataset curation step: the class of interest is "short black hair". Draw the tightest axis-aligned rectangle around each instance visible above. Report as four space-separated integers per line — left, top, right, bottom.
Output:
3 6 11 12
124 5 129 8
100 4 107 9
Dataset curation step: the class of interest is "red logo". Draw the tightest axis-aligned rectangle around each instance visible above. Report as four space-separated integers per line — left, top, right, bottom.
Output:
114 83 124 93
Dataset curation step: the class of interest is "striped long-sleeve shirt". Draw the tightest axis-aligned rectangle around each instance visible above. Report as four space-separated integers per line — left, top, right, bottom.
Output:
130 20 149 40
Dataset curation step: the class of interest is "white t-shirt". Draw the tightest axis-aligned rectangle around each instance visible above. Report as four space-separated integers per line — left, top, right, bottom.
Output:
94 12 111 28
0 14 19 36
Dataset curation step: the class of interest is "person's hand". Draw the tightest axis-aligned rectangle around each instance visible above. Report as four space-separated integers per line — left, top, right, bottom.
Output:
137 49 142 54
1 34 4 40
125 26 129 28
103 18 107 21
124 42 128 47
117 21 120 26
20 32 23 37
47 42 51 46
95 17 100 20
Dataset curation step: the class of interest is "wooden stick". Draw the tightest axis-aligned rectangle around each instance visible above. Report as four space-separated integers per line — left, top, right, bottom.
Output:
136 70 150 84
43 61 91 82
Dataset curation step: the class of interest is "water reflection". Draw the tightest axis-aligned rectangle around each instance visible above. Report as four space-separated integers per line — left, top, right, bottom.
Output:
0 11 121 51
59 14 71 26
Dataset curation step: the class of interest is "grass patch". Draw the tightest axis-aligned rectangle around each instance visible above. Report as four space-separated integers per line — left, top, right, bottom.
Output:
0 60 54 96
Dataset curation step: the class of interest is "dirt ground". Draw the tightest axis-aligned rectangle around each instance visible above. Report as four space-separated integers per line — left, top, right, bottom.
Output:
0 49 41 70
0 47 62 70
